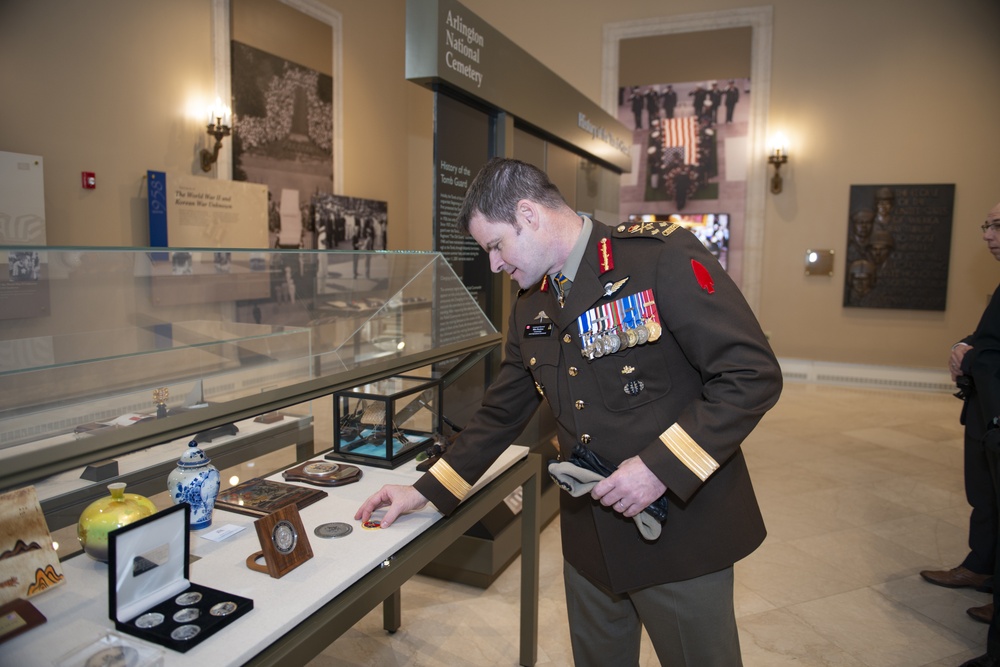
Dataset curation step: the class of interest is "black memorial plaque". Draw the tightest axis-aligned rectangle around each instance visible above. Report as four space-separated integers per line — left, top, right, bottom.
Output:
843 183 954 311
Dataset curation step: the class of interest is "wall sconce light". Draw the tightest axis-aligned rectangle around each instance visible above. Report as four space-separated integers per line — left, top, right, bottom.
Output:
200 97 232 172
767 133 788 194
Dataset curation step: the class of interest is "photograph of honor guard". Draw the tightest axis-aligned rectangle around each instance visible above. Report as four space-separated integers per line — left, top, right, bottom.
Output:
357 158 782 667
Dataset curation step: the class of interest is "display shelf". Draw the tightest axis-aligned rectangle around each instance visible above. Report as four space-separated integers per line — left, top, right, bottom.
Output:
0 448 540 667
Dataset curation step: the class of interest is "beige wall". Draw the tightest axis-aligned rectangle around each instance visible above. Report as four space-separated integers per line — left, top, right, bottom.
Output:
3 0 1000 369
0 0 430 251
461 0 1000 369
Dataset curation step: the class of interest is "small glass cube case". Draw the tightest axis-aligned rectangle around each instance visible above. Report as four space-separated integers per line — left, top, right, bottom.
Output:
327 375 442 468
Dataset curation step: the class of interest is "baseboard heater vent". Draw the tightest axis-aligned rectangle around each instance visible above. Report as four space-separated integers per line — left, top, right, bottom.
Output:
779 358 954 393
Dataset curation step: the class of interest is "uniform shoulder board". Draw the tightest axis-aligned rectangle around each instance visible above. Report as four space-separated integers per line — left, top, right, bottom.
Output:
614 221 684 240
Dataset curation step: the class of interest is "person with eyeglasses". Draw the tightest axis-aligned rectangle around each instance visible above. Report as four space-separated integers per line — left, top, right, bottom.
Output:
921 203 1000 639
958 203 1000 667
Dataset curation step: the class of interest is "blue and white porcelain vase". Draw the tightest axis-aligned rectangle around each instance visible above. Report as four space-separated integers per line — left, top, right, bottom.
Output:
167 440 221 530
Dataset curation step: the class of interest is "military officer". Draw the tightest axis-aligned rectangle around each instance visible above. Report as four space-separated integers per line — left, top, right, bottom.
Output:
356 158 782 666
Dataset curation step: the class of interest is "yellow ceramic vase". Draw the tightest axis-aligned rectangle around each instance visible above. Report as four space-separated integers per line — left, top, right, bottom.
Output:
77 482 157 562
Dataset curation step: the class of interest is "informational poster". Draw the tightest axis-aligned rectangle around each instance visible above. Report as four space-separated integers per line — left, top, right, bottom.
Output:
145 174 270 307
432 92 496 429
843 184 954 310
0 151 46 246
165 174 268 248
433 93 496 335
0 151 49 321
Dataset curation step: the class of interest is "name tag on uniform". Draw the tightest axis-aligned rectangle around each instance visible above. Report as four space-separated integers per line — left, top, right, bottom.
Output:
524 323 553 337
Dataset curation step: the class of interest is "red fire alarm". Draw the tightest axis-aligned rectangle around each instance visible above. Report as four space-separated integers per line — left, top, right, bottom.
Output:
82 172 96 189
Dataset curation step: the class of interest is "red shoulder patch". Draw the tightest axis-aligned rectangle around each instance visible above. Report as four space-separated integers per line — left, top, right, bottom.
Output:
691 259 714 294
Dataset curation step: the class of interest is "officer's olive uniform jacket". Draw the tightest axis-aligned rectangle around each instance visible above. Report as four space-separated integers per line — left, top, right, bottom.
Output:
414 220 782 593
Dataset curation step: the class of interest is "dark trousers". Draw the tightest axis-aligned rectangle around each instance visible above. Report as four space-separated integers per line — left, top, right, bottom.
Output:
985 439 1000 656
965 398 998 575
563 562 742 666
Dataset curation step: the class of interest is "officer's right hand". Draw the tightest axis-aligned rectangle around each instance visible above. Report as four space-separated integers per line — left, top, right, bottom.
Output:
355 484 429 528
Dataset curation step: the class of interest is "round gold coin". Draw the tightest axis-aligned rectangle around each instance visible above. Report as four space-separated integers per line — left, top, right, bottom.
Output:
625 329 638 348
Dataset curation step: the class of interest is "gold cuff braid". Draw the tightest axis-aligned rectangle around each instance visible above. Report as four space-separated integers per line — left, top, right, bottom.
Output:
429 459 471 500
658 423 719 481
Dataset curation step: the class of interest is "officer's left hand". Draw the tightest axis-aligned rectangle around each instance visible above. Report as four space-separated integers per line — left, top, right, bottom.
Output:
591 456 666 518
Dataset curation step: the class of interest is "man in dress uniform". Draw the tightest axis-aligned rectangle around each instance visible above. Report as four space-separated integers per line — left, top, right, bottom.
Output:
356 158 782 666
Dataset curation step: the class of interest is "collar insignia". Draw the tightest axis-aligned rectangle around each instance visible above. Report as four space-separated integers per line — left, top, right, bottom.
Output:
598 237 614 273
540 275 550 292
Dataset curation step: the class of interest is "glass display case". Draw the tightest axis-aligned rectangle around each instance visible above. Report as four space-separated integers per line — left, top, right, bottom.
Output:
328 374 442 468
0 246 499 531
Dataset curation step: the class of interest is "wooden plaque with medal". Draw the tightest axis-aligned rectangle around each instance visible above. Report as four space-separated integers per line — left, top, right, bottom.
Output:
246 504 313 579
281 460 362 487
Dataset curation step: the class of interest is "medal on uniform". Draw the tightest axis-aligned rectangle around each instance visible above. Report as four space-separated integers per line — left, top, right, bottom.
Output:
620 295 640 348
577 310 595 359
639 289 662 342
645 321 662 342
606 329 621 353
624 328 638 348
627 294 650 344
635 324 649 345
594 304 614 356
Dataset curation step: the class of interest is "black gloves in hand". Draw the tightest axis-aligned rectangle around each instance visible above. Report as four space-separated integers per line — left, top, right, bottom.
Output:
565 444 669 524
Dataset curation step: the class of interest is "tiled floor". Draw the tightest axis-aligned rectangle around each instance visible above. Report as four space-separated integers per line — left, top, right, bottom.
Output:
307 382 990 666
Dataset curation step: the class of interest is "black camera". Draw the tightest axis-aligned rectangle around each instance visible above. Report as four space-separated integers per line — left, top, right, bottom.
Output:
955 373 974 400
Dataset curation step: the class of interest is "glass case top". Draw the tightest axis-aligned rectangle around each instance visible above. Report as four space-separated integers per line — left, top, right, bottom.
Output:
0 247 497 450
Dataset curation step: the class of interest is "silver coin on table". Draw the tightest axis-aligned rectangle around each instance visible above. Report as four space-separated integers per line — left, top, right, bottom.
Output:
314 521 353 539
171 624 201 642
210 601 238 616
135 612 164 629
173 607 200 623
175 591 202 606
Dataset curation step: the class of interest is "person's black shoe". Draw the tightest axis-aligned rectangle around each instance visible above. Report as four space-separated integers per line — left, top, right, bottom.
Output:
959 654 1000 667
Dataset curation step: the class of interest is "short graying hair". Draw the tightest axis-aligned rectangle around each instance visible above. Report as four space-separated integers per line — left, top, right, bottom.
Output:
457 158 567 233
